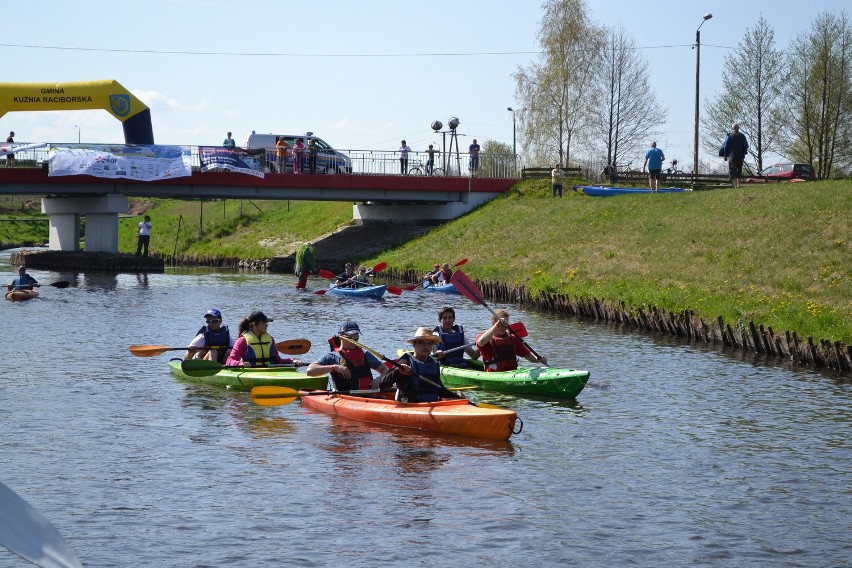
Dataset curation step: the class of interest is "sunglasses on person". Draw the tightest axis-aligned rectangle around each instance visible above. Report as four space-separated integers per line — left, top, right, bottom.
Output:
205 318 221 323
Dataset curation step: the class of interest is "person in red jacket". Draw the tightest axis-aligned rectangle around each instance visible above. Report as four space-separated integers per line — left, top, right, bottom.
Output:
475 309 547 371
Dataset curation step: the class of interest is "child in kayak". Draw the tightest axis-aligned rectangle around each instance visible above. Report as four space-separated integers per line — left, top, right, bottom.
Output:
305 320 388 391
225 311 305 368
476 309 547 371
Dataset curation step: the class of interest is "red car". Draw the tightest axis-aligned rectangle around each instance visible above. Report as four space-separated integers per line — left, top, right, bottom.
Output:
747 162 816 182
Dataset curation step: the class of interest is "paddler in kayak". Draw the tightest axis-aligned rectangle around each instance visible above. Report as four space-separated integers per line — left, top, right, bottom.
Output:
8 266 39 291
476 309 548 371
334 262 357 288
183 307 234 363
385 327 447 402
433 306 480 368
305 320 389 391
225 311 306 368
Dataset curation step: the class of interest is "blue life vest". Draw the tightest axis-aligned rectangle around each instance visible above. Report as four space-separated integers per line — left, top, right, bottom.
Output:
195 324 231 364
396 353 442 403
434 324 467 367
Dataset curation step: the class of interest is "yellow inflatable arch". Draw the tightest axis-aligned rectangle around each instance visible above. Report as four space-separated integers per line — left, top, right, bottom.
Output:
0 79 154 144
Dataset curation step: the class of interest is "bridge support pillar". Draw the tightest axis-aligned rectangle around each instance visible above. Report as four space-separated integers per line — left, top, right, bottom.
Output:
352 192 496 225
41 195 129 252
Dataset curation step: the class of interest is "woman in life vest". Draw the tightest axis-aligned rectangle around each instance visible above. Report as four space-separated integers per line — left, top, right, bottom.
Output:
476 309 548 372
305 320 388 392
184 307 234 364
432 306 480 368
225 311 305 368
388 327 446 403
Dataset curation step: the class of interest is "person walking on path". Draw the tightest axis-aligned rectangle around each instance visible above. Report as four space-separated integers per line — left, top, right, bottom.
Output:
136 215 152 256
643 141 665 193
399 140 412 175
723 123 749 188
223 132 236 148
551 164 563 197
5 131 15 168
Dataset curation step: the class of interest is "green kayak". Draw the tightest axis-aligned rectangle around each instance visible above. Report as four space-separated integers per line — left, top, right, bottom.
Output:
439 359 590 399
167 359 327 390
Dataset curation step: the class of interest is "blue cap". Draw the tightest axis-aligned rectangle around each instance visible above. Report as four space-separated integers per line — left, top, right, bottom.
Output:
205 308 222 319
338 320 361 336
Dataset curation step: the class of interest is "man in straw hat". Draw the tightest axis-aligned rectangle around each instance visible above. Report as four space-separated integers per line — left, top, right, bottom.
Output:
385 327 446 403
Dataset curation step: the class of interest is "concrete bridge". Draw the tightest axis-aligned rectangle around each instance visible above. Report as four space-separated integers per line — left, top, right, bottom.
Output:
1 168 516 252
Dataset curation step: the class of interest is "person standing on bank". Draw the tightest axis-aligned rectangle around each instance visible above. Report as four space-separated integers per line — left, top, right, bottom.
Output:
551 164 563 197
399 140 412 175
136 215 152 256
643 141 665 193
223 132 236 148
184 308 234 363
723 123 749 188
5 131 15 168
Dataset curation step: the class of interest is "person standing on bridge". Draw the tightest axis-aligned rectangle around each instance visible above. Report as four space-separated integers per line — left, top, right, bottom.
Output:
276 136 290 173
425 144 439 175
308 138 319 174
468 138 481 174
399 140 412 175
223 132 236 148
292 138 305 174
5 132 15 168
136 215 152 256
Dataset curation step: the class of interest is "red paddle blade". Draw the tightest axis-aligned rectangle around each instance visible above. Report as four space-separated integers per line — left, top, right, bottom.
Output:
386 286 403 296
318 269 337 279
404 284 418 291
372 262 388 273
452 258 469 268
314 289 327 295
509 321 528 337
450 270 485 305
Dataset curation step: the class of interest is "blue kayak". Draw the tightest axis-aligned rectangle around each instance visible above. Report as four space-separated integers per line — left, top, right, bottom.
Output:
422 280 459 294
573 185 691 196
328 284 386 299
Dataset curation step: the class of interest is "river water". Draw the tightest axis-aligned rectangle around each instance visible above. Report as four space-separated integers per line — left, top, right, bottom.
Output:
1 253 849 567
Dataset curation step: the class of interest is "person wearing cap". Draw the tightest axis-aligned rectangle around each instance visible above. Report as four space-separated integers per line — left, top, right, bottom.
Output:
225 311 305 368
422 264 441 287
184 308 234 363
8 266 39 291
305 321 388 392
433 306 480 368
476 308 547 372
386 327 446 403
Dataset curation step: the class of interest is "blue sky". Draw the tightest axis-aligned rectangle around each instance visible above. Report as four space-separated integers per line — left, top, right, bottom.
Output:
2 0 847 165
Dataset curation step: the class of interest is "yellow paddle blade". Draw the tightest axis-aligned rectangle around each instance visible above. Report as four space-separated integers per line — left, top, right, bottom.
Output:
251 386 300 406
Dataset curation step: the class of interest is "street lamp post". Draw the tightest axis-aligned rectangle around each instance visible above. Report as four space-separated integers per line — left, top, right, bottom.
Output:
74 124 80 143
693 13 713 187
507 107 516 174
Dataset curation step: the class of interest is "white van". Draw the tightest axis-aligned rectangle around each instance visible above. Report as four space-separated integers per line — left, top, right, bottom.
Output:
244 131 352 174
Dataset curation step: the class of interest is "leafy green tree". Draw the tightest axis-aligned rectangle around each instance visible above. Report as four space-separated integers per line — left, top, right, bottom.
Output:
703 16 786 174
513 0 604 167
478 140 515 177
782 10 852 177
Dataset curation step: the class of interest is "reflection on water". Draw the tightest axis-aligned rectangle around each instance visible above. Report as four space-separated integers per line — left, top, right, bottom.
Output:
0 252 849 567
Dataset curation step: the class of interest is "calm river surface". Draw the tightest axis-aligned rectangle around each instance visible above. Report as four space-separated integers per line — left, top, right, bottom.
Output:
1 252 849 567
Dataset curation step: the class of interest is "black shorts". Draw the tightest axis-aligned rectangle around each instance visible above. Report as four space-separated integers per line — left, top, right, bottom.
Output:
648 169 661 180
728 156 744 178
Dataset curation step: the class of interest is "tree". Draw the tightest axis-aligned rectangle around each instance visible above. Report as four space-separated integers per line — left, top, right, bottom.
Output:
594 25 666 180
513 0 604 167
781 11 852 177
478 140 514 178
703 16 786 174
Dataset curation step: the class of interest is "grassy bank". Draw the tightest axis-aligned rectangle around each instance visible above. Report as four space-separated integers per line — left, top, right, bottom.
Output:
377 179 851 345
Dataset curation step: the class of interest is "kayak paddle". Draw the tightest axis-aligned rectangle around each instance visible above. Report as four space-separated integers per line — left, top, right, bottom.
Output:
251 386 397 406
0 480 83 568
49 281 70 288
130 338 311 358
180 359 306 378
451 270 548 366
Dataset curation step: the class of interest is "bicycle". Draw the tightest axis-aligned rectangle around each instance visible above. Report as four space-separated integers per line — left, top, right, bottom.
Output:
600 161 635 182
664 159 684 175
408 161 445 177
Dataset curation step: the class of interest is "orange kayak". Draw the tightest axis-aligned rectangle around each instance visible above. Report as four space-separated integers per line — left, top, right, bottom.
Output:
298 391 518 440
5 289 39 301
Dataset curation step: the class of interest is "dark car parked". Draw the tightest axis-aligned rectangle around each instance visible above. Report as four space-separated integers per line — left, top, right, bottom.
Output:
747 162 816 182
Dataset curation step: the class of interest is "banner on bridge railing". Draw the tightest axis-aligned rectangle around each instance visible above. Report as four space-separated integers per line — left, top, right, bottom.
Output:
198 146 265 178
47 144 192 181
